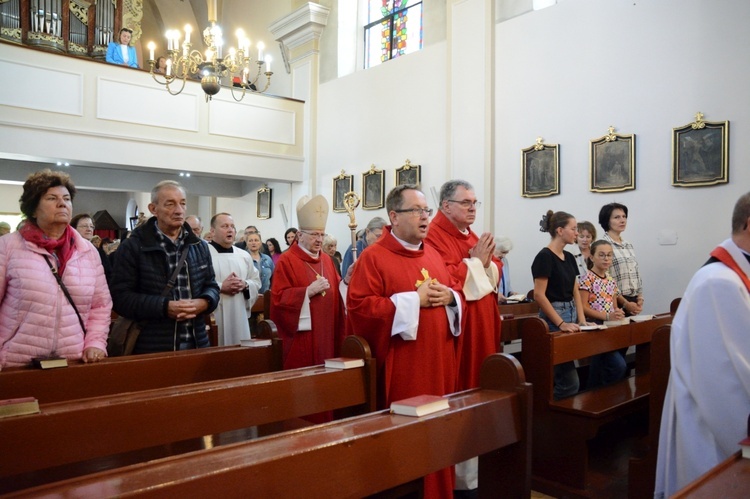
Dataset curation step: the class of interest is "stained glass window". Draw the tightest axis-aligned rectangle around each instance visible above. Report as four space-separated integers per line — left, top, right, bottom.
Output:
365 0 423 69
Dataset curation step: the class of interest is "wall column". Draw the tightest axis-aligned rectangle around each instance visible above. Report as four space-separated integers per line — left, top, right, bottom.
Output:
270 3 330 226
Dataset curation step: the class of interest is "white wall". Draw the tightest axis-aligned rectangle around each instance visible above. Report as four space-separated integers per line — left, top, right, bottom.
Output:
494 0 750 313
317 42 448 248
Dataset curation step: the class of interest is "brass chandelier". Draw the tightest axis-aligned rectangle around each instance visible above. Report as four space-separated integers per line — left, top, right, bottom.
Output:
147 0 272 102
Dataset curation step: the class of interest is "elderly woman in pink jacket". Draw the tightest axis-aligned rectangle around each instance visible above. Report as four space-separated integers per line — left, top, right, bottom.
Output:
0 169 112 368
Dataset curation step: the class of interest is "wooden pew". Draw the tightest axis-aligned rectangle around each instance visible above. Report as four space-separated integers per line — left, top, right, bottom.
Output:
628 324 672 499
499 299 539 317
671 451 750 498
0 334 375 489
0 320 283 404
520 314 672 497
207 290 271 346
6 353 532 499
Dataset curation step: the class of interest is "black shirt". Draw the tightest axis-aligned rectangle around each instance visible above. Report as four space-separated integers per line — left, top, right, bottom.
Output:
531 247 579 302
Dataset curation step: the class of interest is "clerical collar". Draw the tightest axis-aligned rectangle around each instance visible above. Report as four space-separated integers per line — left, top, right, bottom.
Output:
390 232 422 251
209 241 234 253
298 243 320 258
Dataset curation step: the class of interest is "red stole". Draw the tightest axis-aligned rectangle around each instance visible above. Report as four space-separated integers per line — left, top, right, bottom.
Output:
710 246 750 293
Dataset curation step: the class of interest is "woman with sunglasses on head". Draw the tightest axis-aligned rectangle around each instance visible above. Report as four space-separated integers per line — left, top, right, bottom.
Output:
599 202 643 316
106 28 139 68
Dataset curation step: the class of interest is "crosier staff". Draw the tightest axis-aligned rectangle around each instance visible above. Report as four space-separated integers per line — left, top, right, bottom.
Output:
343 191 361 262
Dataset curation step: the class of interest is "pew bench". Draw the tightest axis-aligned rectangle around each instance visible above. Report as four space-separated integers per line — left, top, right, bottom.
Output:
6 353 532 499
0 335 375 492
521 314 671 497
0 320 283 404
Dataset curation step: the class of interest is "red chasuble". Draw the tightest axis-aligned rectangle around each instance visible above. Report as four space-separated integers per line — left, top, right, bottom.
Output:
270 243 345 370
347 227 462 498
425 210 502 390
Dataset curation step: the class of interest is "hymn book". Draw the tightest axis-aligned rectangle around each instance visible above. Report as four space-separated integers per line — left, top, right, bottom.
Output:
31 357 68 369
324 357 365 369
630 315 655 322
0 397 40 418
390 394 450 417
240 338 272 347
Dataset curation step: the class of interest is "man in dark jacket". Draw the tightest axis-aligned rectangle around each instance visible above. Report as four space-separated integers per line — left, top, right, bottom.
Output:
110 180 220 353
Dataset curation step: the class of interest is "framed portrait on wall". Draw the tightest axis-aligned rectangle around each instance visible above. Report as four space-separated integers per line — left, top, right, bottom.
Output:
332 170 354 213
672 112 729 187
521 137 559 198
256 185 272 219
395 159 421 187
590 126 636 193
362 164 385 210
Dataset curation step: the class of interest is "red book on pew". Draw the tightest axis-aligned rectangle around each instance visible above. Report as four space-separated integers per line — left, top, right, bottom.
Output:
390 394 449 417
0 397 40 419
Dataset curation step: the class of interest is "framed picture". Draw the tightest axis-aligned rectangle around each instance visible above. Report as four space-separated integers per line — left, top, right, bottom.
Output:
362 164 385 210
521 137 559 198
257 185 272 219
332 170 354 213
672 112 729 187
590 126 636 193
395 159 421 187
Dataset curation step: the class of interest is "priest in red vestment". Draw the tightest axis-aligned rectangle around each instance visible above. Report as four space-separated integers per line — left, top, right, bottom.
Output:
347 185 464 499
425 180 502 493
426 180 502 390
271 195 345 370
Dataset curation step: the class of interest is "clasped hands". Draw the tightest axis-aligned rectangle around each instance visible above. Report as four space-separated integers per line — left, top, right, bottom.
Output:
220 272 247 296
167 298 210 321
468 232 495 268
417 279 453 308
307 275 330 297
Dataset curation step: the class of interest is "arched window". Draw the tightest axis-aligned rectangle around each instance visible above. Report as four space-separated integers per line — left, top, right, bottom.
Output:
364 0 423 69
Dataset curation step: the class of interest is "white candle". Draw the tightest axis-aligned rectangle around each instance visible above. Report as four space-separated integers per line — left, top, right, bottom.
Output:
184 25 192 45
165 30 171 51
166 59 172 76
265 55 271 73
257 42 264 61
148 42 155 61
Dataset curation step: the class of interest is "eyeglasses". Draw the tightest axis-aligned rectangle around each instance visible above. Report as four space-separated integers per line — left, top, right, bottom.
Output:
447 199 482 208
78 224 95 230
299 231 327 239
394 208 433 217
596 253 614 259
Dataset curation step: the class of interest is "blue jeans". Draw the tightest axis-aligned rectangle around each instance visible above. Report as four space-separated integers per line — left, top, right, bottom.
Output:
588 351 627 389
540 301 580 399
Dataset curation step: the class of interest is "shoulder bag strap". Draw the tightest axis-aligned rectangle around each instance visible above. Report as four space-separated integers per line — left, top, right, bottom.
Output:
43 255 87 335
161 246 191 298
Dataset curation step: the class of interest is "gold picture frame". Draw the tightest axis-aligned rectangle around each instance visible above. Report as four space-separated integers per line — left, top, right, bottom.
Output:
395 159 421 187
672 112 729 187
333 170 354 213
590 126 636 193
521 137 559 198
362 164 385 210
256 185 272 219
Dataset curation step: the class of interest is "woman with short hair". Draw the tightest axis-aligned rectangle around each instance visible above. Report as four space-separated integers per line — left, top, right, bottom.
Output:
598 202 643 316
0 170 112 368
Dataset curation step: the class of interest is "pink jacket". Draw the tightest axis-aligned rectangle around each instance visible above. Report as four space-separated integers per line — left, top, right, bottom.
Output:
0 230 113 368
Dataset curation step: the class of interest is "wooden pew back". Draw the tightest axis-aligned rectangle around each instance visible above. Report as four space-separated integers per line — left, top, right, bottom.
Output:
0 335 375 483
7 354 532 499
0 320 283 404
520 314 672 495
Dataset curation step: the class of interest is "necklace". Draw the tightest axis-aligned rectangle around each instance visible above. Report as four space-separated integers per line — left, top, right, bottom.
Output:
304 260 326 296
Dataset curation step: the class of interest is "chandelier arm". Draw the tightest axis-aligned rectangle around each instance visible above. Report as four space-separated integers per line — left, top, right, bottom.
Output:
165 76 188 96
229 84 247 102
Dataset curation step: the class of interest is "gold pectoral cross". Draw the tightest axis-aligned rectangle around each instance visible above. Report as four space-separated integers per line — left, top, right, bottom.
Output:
415 268 438 288
317 274 326 297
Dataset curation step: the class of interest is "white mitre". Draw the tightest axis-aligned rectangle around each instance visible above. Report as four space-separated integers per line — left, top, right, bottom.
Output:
296 195 329 231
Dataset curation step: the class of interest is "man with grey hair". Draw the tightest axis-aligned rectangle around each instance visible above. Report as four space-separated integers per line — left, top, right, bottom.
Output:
425 179 501 493
185 215 202 238
111 180 219 354
655 191 750 497
341 216 387 277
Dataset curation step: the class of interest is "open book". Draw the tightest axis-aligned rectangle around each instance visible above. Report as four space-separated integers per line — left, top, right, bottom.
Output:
390 394 449 417
630 314 655 322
